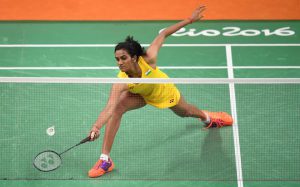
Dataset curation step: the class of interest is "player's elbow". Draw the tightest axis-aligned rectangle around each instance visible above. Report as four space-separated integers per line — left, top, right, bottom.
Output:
159 30 167 37
159 28 173 39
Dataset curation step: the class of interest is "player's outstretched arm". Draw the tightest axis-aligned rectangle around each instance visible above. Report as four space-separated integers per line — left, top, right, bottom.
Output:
89 83 128 140
144 5 206 66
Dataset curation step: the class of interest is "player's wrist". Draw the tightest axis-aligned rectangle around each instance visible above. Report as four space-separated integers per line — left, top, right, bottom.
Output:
92 124 100 130
187 17 194 24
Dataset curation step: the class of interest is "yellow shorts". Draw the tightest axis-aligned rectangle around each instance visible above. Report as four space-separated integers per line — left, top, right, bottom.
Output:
142 85 181 109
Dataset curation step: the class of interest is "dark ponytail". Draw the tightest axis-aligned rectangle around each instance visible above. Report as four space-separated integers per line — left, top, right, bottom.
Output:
115 36 146 57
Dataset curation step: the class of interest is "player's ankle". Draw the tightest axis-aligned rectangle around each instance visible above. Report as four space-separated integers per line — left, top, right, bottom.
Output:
100 153 109 162
202 112 210 124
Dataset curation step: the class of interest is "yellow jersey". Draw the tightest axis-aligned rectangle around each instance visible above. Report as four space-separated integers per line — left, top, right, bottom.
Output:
117 56 180 109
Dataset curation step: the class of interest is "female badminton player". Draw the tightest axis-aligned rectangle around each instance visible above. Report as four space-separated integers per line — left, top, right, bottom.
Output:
88 5 233 178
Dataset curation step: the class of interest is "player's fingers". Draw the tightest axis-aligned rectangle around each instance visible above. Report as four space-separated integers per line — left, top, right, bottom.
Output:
196 5 205 11
90 131 95 140
199 6 206 13
95 133 99 140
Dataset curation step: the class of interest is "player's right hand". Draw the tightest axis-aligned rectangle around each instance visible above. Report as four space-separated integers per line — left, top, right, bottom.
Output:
89 125 100 141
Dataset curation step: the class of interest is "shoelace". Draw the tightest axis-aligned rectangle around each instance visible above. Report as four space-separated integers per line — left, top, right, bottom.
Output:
93 160 103 169
99 160 111 171
206 118 224 128
92 159 111 171
94 160 111 171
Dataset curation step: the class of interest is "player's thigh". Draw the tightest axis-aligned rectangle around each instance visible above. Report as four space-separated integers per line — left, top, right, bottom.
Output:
169 96 190 117
117 91 146 112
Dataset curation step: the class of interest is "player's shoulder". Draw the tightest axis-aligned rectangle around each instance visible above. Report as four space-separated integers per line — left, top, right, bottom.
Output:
117 71 128 78
140 55 156 69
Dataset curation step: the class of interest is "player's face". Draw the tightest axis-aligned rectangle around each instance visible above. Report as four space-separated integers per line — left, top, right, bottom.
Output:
115 49 136 72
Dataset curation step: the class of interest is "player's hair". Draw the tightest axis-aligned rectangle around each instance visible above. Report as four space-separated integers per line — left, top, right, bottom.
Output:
115 36 146 57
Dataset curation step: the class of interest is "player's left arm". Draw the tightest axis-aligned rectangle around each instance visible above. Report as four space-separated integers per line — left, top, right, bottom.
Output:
144 5 205 66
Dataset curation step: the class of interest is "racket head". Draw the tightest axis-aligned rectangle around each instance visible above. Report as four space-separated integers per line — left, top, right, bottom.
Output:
33 150 62 172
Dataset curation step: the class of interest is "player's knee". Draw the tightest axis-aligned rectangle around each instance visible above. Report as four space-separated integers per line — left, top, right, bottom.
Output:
177 109 192 118
113 102 128 115
184 110 194 117
178 113 187 118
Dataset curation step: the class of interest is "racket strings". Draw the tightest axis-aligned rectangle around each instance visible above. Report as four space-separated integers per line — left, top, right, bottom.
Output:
34 151 62 172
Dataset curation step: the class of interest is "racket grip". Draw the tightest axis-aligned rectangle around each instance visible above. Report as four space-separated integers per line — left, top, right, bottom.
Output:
80 136 91 144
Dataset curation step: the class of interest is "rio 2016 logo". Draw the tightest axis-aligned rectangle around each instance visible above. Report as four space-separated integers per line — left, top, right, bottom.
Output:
160 27 295 37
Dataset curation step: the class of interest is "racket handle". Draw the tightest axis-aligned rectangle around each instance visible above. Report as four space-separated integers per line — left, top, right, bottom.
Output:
79 136 91 144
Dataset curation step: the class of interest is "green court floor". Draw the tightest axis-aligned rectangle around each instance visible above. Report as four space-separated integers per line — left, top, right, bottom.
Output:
0 21 300 187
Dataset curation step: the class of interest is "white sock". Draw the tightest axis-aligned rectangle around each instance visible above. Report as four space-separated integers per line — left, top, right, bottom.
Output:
100 153 109 161
203 112 210 124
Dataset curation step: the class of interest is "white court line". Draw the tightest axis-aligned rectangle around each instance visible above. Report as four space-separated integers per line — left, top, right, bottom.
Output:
1 66 300 70
226 45 244 187
0 43 300 47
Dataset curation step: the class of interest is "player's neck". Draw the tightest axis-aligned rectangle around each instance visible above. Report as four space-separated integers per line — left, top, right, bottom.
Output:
127 63 142 78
